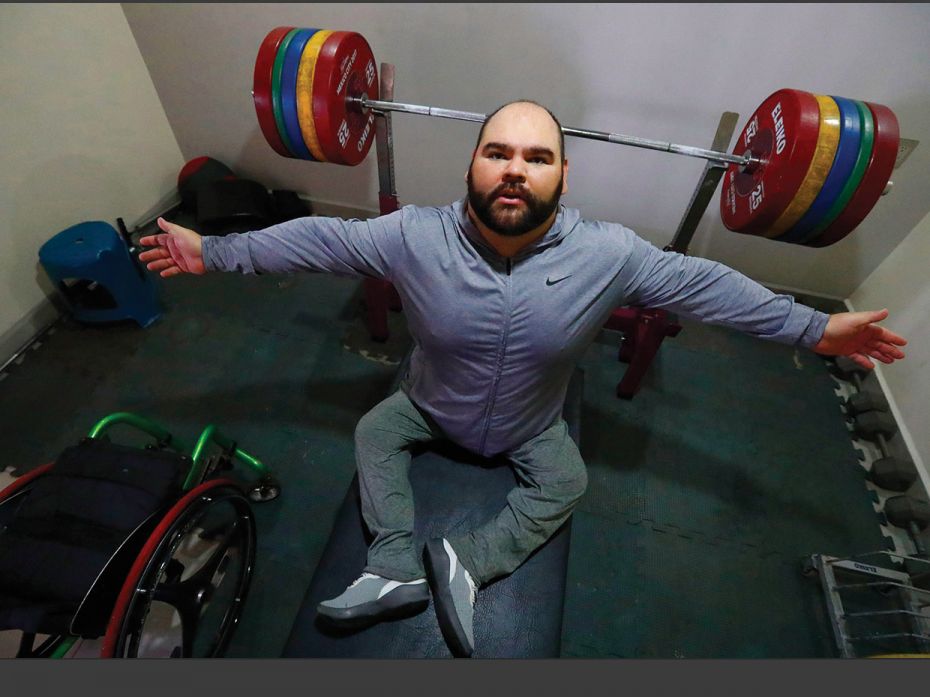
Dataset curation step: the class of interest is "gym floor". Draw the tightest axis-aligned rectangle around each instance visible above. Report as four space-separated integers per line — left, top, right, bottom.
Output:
0 215 894 658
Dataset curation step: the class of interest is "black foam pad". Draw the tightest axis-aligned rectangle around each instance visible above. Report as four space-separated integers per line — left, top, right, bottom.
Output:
283 368 583 658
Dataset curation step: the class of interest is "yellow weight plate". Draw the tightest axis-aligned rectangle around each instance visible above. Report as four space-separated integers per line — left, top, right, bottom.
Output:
296 29 335 162
764 94 841 238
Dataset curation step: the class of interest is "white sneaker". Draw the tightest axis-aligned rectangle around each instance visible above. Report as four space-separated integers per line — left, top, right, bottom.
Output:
317 572 429 627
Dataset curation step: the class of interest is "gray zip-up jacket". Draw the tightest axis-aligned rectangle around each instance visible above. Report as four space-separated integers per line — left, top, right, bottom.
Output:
202 199 829 457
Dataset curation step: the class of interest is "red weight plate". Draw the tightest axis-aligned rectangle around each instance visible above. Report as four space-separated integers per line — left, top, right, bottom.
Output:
765 94 841 239
720 89 821 236
808 101 899 248
311 31 379 166
253 26 297 158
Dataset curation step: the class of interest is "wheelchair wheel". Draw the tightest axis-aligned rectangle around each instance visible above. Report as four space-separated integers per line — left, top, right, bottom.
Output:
101 478 256 658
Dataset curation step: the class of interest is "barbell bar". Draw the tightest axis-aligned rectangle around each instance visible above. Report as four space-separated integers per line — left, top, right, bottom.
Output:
346 96 754 168
252 27 903 247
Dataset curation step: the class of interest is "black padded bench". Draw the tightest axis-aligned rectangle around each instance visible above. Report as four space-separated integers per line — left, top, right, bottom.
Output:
283 364 583 658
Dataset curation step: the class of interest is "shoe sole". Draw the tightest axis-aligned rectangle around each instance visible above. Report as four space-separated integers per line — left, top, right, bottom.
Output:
316 584 429 629
424 540 473 658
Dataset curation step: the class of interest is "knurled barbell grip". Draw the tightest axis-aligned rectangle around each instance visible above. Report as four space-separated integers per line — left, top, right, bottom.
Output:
350 96 754 168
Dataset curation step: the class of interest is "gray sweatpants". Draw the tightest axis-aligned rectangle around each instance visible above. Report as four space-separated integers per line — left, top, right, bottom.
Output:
356 389 588 586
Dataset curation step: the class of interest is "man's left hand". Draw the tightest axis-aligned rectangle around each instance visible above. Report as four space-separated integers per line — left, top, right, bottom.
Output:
813 309 907 370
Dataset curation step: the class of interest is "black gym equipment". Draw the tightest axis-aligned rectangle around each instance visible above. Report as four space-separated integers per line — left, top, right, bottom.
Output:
847 404 928 562
845 391 889 417
850 408 918 493
871 457 920 493
270 189 314 223
852 410 898 440
831 357 919 494
177 157 236 214
283 358 583 658
176 156 315 235
804 383 930 659
884 495 930 560
196 178 274 236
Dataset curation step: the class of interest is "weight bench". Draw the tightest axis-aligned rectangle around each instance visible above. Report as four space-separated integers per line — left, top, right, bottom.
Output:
283 362 583 658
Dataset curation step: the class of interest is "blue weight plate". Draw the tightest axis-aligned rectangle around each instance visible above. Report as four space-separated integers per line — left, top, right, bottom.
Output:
776 95 862 244
280 28 320 160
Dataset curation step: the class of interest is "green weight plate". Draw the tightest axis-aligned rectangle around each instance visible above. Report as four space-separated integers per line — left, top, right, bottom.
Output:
271 28 301 157
253 26 296 158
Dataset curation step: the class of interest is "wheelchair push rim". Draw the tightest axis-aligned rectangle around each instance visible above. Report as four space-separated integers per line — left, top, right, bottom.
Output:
101 478 256 658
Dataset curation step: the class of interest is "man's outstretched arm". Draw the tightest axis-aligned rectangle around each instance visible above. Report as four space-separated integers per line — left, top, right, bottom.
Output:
813 308 906 370
616 230 907 371
139 209 406 280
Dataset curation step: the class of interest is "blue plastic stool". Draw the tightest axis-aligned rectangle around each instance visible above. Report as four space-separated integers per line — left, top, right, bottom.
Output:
39 221 161 328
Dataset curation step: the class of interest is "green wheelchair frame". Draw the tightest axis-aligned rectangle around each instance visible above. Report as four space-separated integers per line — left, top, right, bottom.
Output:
87 412 279 502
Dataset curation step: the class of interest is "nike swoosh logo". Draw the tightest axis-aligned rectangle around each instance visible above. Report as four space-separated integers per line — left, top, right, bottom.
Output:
378 578 427 599
546 275 572 286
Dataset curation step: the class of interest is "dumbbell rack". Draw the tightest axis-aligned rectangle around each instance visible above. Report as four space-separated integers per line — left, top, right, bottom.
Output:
805 551 930 658
829 361 926 557
363 63 740 398
803 361 930 657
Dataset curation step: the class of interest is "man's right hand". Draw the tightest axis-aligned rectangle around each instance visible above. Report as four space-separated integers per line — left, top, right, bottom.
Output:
138 217 206 277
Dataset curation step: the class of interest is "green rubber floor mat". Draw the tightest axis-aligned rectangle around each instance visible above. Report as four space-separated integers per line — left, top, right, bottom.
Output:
1 234 888 657
562 319 890 657
562 510 839 658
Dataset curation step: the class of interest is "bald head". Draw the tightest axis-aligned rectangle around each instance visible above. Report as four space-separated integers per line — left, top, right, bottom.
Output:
474 100 565 163
466 100 568 240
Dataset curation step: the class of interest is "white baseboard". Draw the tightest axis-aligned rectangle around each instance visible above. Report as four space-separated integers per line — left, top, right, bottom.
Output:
843 297 929 504
755 278 847 302
0 297 61 372
300 195 380 220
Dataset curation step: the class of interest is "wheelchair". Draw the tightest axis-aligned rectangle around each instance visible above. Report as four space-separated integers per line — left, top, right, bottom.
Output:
0 412 280 658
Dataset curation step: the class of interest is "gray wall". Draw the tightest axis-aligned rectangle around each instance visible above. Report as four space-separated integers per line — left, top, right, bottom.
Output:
849 211 930 496
122 3 930 298
0 4 184 353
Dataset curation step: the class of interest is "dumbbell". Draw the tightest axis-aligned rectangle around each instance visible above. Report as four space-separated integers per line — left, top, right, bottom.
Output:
833 356 882 412
884 496 930 580
832 355 869 391
845 391 889 417
850 408 918 492
832 356 888 412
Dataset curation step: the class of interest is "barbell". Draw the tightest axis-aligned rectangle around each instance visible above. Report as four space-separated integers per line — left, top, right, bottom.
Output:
252 27 901 247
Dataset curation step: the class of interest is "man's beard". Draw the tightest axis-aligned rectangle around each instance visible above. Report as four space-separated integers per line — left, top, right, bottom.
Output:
466 169 563 237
